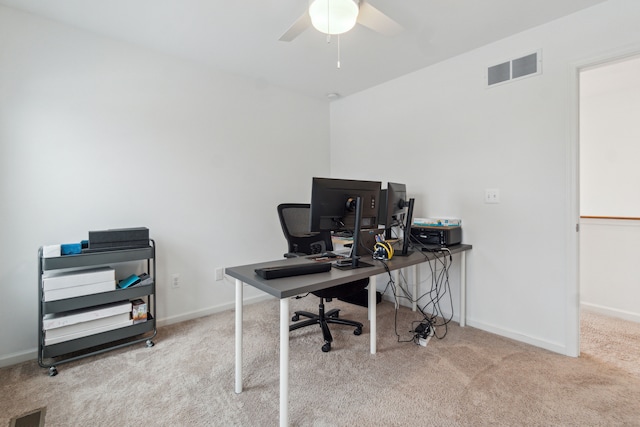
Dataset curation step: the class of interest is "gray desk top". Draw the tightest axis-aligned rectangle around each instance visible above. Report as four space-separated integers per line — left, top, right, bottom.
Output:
225 244 472 299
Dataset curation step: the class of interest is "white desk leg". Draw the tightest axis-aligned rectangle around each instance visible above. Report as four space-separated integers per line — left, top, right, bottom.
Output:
280 298 290 427
413 265 418 312
369 283 376 354
460 251 467 327
393 270 400 308
235 279 243 394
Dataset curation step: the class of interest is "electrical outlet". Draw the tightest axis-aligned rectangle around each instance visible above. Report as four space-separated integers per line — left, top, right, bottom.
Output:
215 268 224 281
171 273 180 288
484 188 500 204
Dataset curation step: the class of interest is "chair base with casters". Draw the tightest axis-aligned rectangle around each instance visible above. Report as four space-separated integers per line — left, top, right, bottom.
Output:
278 203 369 353
289 281 367 353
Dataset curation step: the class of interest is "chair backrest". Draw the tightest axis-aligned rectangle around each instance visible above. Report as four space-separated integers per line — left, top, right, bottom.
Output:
277 204 333 255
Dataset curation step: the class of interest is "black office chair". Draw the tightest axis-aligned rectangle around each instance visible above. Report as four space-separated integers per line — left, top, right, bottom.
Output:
277 203 369 352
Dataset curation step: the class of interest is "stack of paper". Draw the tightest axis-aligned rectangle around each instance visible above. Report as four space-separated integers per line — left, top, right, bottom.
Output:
43 301 133 345
42 267 116 301
413 217 462 227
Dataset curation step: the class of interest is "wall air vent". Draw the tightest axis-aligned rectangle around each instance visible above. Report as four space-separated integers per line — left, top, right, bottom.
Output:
487 50 541 87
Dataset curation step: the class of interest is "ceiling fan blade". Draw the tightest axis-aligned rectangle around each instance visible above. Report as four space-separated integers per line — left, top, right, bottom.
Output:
357 1 403 36
279 12 311 42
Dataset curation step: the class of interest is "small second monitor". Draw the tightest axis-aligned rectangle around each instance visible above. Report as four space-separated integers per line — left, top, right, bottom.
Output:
379 182 415 256
379 182 408 228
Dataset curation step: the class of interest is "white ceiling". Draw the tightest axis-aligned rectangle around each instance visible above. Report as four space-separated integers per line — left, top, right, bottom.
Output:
0 0 609 100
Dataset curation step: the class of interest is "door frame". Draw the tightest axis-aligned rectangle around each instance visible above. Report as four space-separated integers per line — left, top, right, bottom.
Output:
567 45 640 357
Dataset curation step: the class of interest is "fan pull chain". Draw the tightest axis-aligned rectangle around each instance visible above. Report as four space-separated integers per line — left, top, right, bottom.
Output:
326 0 340 68
323 34 341 69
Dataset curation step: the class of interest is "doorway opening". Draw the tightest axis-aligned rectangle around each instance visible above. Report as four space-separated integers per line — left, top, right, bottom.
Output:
577 54 640 371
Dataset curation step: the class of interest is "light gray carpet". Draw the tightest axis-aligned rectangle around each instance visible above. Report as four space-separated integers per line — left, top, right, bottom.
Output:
1 299 639 426
580 309 640 378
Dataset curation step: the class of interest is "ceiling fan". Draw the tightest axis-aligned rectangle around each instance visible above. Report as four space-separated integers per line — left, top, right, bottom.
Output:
279 0 403 42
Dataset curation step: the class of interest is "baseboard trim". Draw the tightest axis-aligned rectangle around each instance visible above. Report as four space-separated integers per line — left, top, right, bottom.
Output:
156 294 274 327
0 349 37 369
379 292 461 323
581 302 640 323
0 294 275 369
379 288 569 355
466 318 569 355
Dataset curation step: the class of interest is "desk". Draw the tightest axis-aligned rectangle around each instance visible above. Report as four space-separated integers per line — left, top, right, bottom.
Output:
226 244 471 426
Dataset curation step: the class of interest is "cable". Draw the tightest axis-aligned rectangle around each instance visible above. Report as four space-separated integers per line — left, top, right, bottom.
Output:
374 257 414 343
364 221 457 344
380 247 455 343
417 250 454 339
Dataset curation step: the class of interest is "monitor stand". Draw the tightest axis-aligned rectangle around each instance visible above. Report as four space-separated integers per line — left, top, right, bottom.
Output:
393 197 415 257
333 196 374 270
334 258 374 270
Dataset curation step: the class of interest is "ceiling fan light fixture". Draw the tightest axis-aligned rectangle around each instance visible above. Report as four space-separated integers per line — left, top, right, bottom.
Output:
309 0 359 35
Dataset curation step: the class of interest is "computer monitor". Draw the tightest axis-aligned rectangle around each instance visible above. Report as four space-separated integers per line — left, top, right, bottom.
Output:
309 177 382 269
380 182 414 256
379 182 408 228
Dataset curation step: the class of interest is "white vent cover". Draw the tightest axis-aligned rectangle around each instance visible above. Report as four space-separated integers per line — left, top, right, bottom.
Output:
487 50 541 87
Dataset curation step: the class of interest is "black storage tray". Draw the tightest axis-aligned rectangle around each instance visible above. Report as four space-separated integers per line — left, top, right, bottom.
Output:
42 246 153 271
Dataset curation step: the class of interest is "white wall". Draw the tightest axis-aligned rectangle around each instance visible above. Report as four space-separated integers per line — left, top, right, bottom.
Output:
330 0 640 354
0 6 330 366
579 56 640 321
580 56 640 216
580 218 640 322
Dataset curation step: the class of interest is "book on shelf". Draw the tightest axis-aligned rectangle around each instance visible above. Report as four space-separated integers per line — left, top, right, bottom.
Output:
137 273 153 286
43 280 116 302
42 267 115 291
117 273 152 289
413 217 461 227
44 312 132 341
117 274 141 289
131 299 147 324
43 301 132 330
42 244 61 258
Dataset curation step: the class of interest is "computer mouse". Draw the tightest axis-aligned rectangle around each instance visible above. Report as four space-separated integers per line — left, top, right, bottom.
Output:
320 252 337 258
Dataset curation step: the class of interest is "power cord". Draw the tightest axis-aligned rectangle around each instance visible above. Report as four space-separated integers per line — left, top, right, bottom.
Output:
379 247 455 344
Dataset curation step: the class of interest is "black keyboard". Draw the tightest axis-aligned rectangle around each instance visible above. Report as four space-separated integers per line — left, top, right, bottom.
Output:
255 262 331 280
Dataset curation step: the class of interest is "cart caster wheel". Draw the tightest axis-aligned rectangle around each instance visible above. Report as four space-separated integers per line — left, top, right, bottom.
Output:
146 339 154 348
321 342 331 353
354 328 362 336
49 366 58 377
291 314 300 322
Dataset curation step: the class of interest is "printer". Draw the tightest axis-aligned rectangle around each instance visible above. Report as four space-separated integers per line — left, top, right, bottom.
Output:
410 225 462 248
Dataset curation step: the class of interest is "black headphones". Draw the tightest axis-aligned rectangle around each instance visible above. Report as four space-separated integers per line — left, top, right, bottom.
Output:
373 241 394 260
